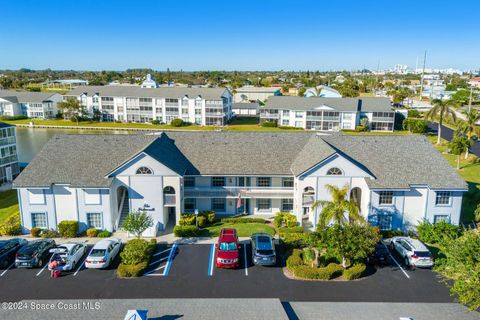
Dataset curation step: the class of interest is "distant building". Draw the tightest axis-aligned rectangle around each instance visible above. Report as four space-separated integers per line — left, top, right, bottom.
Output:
0 90 62 119
393 64 409 74
232 102 259 117
0 122 19 184
261 96 395 131
304 85 342 98
141 74 158 88
65 86 233 125
234 86 281 103
469 77 480 88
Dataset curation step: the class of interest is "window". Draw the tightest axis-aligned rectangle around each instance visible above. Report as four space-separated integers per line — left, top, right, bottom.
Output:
257 199 271 211
211 177 226 187
434 215 450 223
136 167 153 175
435 191 451 206
295 111 303 118
184 177 195 187
378 214 392 230
378 191 394 205
84 189 101 205
257 177 271 187
86 213 103 229
31 212 47 229
28 189 45 205
295 121 303 128
282 119 289 126
238 177 251 187
184 198 196 212
326 167 343 176
282 177 294 188
211 198 226 211
281 199 293 211
282 110 290 116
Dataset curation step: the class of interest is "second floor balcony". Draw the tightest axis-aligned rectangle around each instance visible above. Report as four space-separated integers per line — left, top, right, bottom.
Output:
184 186 294 199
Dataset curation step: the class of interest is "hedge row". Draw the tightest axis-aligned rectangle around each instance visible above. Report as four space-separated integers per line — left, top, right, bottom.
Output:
173 225 203 237
274 212 297 228
220 217 266 224
343 263 366 280
278 226 304 234
291 263 344 280
117 239 156 278
179 211 216 226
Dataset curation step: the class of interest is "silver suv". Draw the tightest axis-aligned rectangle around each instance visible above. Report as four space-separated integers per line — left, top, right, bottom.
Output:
389 236 433 268
251 233 276 266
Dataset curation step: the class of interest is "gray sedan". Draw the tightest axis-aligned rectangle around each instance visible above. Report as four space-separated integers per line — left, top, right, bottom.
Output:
251 233 276 266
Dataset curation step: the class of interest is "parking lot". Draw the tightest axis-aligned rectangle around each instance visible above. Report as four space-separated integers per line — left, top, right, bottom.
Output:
0 241 454 303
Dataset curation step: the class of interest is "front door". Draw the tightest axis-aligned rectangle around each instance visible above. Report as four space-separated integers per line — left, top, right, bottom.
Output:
5 166 12 182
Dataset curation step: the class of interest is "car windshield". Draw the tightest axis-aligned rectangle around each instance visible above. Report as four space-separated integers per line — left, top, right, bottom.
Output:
89 249 106 257
219 242 237 251
19 242 42 254
414 251 431 257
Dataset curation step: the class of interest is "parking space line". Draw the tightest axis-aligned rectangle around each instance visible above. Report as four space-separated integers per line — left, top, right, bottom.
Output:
243 242 248 276
149 256 168 266
0 262 15 277
208 243 215 276
73 247 93 276
162 243 177 276
144 265 166 276
153 248 172 257
384 244 410 279
36 254 53 277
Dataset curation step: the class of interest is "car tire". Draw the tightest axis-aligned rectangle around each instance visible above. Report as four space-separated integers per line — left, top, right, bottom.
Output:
404 257 409 267
1 260 8 269
38 259 43 268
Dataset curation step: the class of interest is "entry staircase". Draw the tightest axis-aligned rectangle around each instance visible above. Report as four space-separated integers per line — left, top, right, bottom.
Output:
117 189 130 230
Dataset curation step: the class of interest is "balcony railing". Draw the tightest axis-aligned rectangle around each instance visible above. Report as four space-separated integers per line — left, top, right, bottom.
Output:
372 117 395 122
302 195 315 206
205 112 224 116
260 113 279 118
184 186 294 199
0 155 18 166
164 194 176 206
0 137 16 147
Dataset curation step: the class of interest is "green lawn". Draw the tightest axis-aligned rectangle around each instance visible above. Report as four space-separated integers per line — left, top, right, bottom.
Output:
427 135 480 222
342 130 412 135
202 223 275 237
0 190 20 223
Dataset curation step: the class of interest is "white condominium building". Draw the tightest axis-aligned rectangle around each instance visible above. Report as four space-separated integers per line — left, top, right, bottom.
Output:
65 86 233 126
261 96 396 132
0 90 62 119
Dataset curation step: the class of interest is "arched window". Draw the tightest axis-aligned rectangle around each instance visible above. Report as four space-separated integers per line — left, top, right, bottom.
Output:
326 167 343 176
136 167 153 175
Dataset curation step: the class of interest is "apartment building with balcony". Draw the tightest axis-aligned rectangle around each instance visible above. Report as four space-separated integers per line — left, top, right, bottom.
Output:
14 131 466 236
64 86 233 126
0 90 62 119
261 96 396 131
0 122 19 184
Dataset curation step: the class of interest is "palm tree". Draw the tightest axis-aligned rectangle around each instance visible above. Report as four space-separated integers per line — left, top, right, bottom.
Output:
457 110 480 158
425 99 458 145
311 184 364 228
448 135 471 170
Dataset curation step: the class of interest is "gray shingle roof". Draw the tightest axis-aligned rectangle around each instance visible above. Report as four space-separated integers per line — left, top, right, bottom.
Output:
0 90 59 103
323 135 467 189
0 122 14 128
13 132 467 190
264 96 392 112
64 86 229 100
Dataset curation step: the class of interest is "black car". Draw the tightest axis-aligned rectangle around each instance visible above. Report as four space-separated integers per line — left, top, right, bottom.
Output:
15 239 56 268
367 243 390 266
0 238 28 269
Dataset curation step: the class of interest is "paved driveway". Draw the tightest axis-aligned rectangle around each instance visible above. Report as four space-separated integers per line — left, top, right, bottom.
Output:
428 122 480 157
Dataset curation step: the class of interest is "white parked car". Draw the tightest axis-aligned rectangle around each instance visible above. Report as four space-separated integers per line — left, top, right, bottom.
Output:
389 236 433 268
85 238 122 269
48 243 88 271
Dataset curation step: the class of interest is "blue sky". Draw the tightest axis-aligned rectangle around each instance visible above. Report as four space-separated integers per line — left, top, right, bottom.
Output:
1 0 479 71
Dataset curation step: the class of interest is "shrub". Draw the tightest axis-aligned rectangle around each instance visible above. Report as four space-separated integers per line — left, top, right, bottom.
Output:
317 263 344 280
281 233 308 251
220 217 266 224
292 265 319 279
286 249 304 270
179 213 196 226
117 261 148 277
122 210 154 238
303 248 316 265
402 118 428 133
151 119 161 125
278 226 304 234
380 230 404 238
261 121 277 127
355 125 366 132
0 216 22 236
57 220 79 237
274 212 297 228
416 220 461 245
197 216 207 228
120 239 151 265
285 214 297 228
274 216 283 228
86 228 98 237
0 115 28 120
407 109 421 118
197 210 216 224
170 118 184 127
343 263 366 280
40 229 59 238
173 225 202 237
30 227 42 237
278 126 303 130
97 230 111 238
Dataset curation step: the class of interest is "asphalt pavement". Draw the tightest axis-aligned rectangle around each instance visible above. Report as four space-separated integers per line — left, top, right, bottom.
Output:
428 122 480 157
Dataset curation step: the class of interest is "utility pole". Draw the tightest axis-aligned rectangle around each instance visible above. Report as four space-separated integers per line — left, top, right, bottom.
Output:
419 50 427 99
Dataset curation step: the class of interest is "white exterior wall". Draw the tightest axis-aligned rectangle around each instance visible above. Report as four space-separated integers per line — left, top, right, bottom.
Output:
0 99 22 116
425 189 464 225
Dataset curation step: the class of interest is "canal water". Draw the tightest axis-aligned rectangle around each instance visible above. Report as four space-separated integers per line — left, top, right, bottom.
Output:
15 127 134 164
